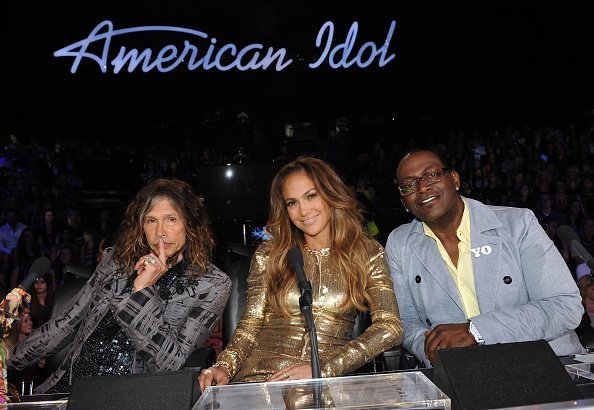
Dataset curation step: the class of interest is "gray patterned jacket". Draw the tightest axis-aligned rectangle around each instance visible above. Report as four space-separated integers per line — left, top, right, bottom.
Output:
9 247 231 393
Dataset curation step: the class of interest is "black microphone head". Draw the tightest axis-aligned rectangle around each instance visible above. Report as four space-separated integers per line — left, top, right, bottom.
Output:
21 257 52 290
558 224 579 243
287 247 304 267
287 247 308 284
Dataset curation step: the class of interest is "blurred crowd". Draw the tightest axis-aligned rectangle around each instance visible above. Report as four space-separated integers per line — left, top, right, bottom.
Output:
2 118 594 345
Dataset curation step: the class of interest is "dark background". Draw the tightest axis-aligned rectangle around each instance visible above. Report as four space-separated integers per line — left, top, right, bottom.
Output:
2 1 594 145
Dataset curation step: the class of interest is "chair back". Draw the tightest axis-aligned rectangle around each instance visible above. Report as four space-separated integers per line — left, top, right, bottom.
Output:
45 276 89 376
222 243 257 346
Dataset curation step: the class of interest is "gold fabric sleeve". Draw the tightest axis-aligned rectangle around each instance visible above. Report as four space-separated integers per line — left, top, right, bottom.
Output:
215 240 403 383
320 242 403 377
214 248 269 379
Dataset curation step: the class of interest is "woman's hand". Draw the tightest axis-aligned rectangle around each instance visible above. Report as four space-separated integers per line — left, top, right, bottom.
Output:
198 366 230 391
133 238 168 292
267 363 312 382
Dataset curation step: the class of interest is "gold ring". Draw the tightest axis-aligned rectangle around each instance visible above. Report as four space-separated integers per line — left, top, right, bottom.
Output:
203 369 212 375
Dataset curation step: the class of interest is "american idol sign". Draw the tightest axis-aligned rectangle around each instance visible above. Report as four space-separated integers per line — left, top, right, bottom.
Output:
54 20 397 74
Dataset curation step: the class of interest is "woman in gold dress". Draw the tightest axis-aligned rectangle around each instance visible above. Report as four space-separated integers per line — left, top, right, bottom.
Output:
199 156 402 389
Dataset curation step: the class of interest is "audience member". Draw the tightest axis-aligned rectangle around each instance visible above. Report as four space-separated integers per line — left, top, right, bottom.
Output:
552 180 573 215
51 245 76 287
51 227 80 265
7 314 48 395
0 209 28 292
9 228 43 290
35 209 60 259
567 199 587 233
64 208 84 248
535 169 552 195
576 264 594 338
513 184 537 211
535 192 565 226
80 228 99 269
29 273 54 329
582 177 594 217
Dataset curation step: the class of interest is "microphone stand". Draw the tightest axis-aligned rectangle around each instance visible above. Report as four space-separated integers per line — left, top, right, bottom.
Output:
298 279 322 408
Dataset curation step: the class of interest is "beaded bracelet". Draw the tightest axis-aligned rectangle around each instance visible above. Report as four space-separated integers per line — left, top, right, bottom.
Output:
212 361 232 377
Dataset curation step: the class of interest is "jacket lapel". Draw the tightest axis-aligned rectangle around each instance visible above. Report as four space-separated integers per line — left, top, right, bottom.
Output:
466 198 503 315
409 224 465 313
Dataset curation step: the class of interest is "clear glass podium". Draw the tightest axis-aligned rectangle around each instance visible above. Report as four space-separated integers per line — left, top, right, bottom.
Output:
194 371 451 409
567 362 594 383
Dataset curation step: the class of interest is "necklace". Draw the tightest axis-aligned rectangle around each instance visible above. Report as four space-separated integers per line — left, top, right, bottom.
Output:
303 243 331 257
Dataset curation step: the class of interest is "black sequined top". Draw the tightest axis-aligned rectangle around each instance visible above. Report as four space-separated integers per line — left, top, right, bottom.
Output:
50 261 190 393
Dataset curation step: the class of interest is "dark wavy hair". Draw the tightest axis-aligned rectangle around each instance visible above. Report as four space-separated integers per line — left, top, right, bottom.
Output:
113 178 214 278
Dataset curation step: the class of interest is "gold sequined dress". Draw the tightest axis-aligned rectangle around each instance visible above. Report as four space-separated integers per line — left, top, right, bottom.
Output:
216 239 403 383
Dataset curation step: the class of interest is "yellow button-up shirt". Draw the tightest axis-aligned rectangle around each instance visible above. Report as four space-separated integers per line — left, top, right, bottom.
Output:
423 200 480 318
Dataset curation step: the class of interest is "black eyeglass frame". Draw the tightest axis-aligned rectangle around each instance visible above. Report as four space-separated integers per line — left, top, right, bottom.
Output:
397 168 452 197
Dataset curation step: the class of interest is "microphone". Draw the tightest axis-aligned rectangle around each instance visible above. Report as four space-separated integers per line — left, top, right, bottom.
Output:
558 225 594 272
20 257 52 290
287 247 321 381
287 247 311 303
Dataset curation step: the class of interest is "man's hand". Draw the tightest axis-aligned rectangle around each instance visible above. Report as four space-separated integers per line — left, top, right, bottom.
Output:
133 238 168 292
424 323 477 364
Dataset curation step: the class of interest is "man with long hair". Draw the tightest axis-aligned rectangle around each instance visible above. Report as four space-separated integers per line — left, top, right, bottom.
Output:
9 178 231 393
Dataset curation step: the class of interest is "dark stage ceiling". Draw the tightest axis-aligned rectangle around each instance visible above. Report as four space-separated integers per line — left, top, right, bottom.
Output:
2 1 594 144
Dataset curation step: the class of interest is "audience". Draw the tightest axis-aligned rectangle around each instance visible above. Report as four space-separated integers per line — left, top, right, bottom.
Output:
9 228 43 290
2 120 594 340
0 209 28 292
35 209 60 259
7 314 48 395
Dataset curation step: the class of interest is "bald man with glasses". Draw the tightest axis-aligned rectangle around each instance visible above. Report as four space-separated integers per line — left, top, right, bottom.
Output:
385 150 585 367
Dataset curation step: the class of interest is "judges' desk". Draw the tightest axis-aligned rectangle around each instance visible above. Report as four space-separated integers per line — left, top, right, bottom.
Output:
194 372 451 409
6 359 594 409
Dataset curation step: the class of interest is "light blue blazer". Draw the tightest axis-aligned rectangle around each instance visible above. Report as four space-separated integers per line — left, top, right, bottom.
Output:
386 197 585 367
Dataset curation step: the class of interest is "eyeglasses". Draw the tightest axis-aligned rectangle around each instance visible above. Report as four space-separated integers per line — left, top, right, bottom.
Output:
397 168 452 196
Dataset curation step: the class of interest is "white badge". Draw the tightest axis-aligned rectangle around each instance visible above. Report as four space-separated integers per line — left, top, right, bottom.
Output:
470 245 492 257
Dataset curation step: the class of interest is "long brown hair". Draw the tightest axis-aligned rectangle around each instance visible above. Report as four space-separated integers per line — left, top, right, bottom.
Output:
266 156 371 316
113 178 214 277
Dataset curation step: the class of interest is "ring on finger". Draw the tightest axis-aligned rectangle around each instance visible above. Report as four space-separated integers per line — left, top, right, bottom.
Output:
436 345 441 351
203 369 212 375
145 256 158 265
283 372 290 380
